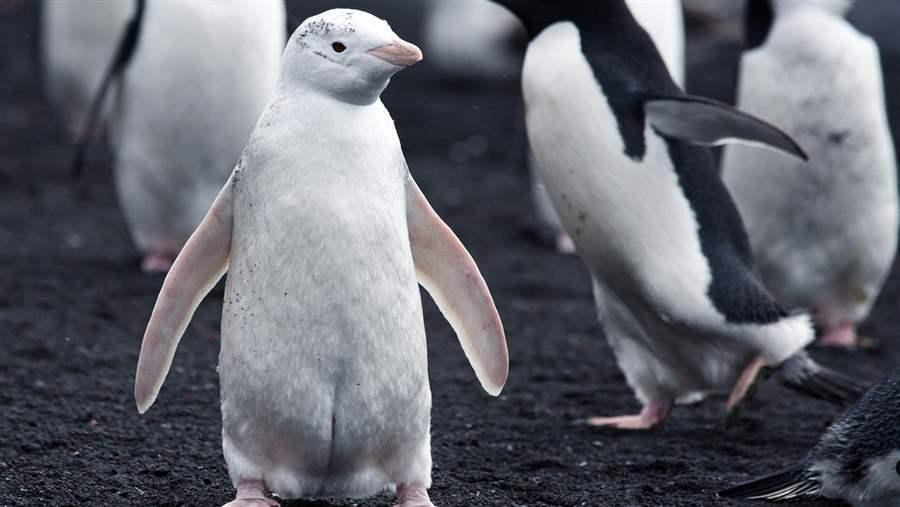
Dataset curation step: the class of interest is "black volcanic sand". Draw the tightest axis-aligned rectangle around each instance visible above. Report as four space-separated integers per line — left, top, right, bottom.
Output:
2 1 899 506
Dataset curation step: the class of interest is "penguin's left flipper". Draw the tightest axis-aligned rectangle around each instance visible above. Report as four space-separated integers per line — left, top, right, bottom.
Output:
717 464 822 500
134 179 234 414
406 175 509 396
644 95 808 161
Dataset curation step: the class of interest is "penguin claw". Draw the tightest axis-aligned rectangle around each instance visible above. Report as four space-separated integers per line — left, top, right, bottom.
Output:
584 399 673 430
141 253 176 273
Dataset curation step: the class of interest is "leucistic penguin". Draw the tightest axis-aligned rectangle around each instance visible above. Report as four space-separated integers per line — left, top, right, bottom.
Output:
41 0 135 138
134 9 508 507
720 368 900 506
491 0 864 429
532 0 686 253
96 0 285 273
722 0 898 349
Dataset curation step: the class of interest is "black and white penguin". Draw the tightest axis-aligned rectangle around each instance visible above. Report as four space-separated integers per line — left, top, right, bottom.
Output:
720 368 900 506
722 0 898 349
490 0 863 428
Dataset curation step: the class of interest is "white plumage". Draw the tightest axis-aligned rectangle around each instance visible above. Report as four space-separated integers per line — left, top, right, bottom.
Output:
111 0 285 272
722 1 898 348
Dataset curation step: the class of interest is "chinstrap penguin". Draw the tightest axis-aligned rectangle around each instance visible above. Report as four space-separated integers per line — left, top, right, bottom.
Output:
722 0 898 349
531 0 685 254
491 0 864 429
134 9 508 507
95 0 285 273
720 368 900 506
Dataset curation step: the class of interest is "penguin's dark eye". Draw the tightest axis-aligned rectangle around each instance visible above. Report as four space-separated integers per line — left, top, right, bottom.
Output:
332 42 346 53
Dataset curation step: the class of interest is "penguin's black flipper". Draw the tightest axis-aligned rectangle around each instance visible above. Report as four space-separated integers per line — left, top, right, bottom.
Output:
777 351 869 405
71 0 146 178
718 465 821 501
644 95 808 161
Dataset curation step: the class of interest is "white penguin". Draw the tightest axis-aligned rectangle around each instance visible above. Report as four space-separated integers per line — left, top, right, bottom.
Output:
109 0 285 272
134 9 508 507
722 0 898 349
41 0 135 137
492 0 863 429
531 0 686 253
720 368 900 506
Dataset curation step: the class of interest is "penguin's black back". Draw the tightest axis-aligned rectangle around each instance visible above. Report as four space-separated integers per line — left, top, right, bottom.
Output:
810 369 900 482
499 0 787 324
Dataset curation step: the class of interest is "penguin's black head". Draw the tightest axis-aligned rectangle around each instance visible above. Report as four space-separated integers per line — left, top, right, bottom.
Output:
489 0 632 37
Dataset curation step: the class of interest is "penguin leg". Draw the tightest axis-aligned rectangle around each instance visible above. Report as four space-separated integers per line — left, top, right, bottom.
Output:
141 252 177 273
816 322 874 349
725 355 768 415
585 398 673 430
395 483 434 507
222 479 279 507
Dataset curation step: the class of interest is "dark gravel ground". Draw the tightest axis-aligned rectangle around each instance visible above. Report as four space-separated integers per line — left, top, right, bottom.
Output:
2 1 899 506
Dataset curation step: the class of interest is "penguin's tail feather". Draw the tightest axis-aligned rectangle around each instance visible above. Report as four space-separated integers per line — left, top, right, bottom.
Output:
776 351 868 405
717 465 821 501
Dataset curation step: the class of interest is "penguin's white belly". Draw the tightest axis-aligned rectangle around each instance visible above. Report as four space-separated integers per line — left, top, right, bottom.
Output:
113 1 284 254
722 13 899 326
218 150 430 498
523 23 717 327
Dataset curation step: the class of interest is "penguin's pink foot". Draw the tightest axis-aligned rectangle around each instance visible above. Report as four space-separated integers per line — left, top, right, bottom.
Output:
141 253 176 273
726 355 767 414
817 322 862 349
556 232 576 254
586 398 673 430
222 480 279 507
395 483 434 507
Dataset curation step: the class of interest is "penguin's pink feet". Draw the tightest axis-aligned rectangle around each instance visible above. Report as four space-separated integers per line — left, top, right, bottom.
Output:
556 232 576 254
726 355 767 414
141 253 176 273
586 398 673 430
222 480 279 507
395 483 434 507
817 322 867 349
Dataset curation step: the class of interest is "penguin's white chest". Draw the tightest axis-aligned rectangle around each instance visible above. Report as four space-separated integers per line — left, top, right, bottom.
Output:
521 22 712 316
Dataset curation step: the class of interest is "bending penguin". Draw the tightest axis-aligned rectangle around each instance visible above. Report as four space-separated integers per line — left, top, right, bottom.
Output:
491 0 863 429
80 0 286 273
722 0 898 349
531 0 685 253
720 368 900 506
134 9 508 507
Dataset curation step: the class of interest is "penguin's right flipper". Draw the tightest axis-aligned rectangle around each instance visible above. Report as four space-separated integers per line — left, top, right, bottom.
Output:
777 351 869 405
405 175 509 396
644 95 808 161
717 465 821 500
71 0 146 177
134 179 234 414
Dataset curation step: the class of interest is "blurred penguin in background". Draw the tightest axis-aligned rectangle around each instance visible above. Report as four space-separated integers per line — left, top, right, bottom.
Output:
81 0 286 273
42 0 134 139
722 0 898 349
424 0 686 254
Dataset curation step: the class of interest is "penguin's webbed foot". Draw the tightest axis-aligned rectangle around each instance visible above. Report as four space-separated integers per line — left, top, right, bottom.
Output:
141 253 177 273
395 483 435 507
816 323 874 349
223 480 279 507
725 355 768 420
585 399 673 430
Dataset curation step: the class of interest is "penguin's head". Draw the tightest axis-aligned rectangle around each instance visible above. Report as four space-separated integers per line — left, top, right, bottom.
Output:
772 0 856 17
283 9 422 105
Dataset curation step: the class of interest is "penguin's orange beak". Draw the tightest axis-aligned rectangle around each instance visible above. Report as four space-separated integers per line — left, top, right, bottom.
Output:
368 39 423 67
